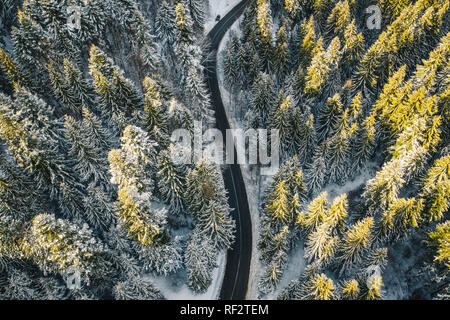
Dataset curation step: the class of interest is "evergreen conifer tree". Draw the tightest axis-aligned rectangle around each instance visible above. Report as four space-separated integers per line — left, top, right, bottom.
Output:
427 221 450 269
185 229 218 293
109 125 167 246
302 273 336 300
185 159 235 249
157 145 188 216
297 192 329 233
420 155 450 222
338 217 374 270
341 279 360 300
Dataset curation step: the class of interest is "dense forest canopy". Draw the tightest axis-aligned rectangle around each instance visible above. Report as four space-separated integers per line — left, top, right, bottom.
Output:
0 0 448 300
222 0 449 300
0 0 236 299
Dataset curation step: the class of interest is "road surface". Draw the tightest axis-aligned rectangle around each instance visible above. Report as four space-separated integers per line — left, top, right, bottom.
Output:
204 0 252 300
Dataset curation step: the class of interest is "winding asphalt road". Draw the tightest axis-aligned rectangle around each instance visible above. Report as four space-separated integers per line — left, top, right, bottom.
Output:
204 0 252 300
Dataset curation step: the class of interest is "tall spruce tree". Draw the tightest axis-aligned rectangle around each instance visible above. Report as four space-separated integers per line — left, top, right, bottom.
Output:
185 159 236 250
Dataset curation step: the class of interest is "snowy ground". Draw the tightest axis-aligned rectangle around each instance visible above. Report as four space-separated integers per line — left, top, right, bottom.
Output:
144 203 226 299
148 251 226 300
323 162 379 200
205 0 242 34
265 243 306 299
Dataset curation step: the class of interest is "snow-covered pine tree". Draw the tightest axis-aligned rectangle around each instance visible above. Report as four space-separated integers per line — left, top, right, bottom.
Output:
113 276 164 300
49 59 97 118
81 106 114 151
184 0 206 30
274 26 289 78
325 0 351 41
270 94 294 158
64 115 110 188
0 89 85 219
288 65 306 106
284 0 300 19
284 156 308 202
223 42 238 92
48 62 78 116
185 228 218 293
185 159 235 249
109 125 167 246
175 2 195 47
341 20 364 78
305 142 329 195
420 155 450 222
304 222 339 265
249 72 275 128
10 86 63 143
295 112 317 166
362 248 389 273
20 213 118 293
298 16 317 67
326 126 352 185
361 274 385 300
304 37 341 98
110 68 144 117
155 0 177 45
317 93 343 141
138 236 183 276
0 216 25 264
0 267 41 300
363 157 407 215
258 225 290 293
300 273 337 300
157 145 188 216
338 217 374 271
326 193 348 233
265 180 291 225
185 64 212 122
62 59 96 112
256 0 273 71
0 153 45 221
427 220 450 270
297 15 318 68
341 279 360 300
141 76 165 132
83 184 115 231
89 45 143 131
11 8 52 90
0 48 29 89
258 249 288 294
352 114 376 172
297 192 329 234
377 198 424 243
277 278 302 300
166 98 194 133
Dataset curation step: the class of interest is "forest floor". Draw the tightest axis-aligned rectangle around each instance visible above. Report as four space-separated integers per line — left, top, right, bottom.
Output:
149 251 226 300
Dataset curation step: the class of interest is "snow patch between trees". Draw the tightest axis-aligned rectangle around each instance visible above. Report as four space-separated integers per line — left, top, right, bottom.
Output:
205 0 242 34
148 251 226 299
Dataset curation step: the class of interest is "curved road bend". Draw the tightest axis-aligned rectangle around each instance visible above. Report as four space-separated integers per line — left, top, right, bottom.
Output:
204 0 252 300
